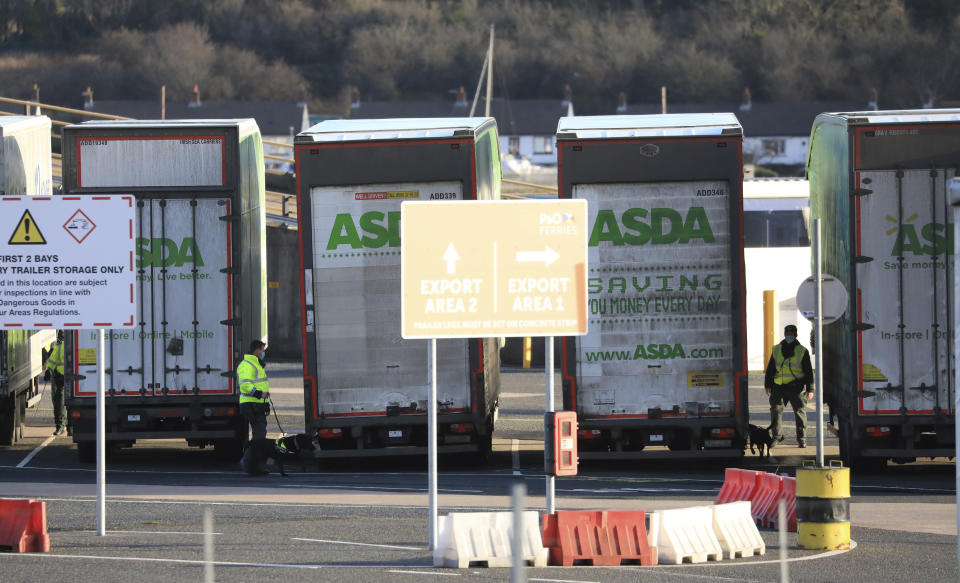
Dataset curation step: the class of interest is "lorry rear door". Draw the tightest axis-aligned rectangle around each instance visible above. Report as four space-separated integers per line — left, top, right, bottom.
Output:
576 180 737 418
307 181 472 418
75 197 232 397
855 169 955 415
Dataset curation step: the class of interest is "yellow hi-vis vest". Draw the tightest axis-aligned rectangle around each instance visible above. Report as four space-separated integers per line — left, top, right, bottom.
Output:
46 342 64 375
772 343 807 385
237 354 269 404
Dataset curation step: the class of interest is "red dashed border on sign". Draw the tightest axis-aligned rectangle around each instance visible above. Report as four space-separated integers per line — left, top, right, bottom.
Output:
0 195 136 329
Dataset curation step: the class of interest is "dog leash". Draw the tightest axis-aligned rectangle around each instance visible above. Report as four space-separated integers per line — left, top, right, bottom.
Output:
268 395 287 435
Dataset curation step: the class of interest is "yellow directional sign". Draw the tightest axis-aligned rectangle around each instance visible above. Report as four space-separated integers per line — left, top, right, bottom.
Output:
8 209 47 245
401 199 588 339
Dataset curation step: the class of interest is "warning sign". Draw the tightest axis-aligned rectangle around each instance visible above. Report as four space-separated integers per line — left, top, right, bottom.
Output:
687 371 723 388
0 196 136 329
7 210 47 245
63 209 97 243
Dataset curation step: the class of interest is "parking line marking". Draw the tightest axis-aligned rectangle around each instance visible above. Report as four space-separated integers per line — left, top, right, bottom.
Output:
530 578 600 583
85 530 222 536
3 553 431 570
16 436 55 468
388 570 459 577
292 537 422 551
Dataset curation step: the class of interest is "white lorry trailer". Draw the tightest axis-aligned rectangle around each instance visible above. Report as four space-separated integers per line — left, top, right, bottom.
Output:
556 114 749 458
61 119 267 461
295 118 502 459
808 109 959 468
0 115 56 444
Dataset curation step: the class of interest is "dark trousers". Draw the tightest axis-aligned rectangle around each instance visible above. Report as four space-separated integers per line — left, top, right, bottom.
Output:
769 381 807 442
240 402 268 441
51 373 66 428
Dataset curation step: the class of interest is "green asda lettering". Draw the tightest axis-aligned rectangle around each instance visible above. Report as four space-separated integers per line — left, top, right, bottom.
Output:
136 238 204 268
891 222 953 256
633 343 686 359
327 211 401 250
589 207 715 246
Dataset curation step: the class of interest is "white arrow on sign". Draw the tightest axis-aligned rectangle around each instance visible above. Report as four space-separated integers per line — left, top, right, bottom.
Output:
516 245 559 267
442 243 460 274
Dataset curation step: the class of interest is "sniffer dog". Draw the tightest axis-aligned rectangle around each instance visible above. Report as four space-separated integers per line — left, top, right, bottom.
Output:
240 433 315 476
747 424 774 458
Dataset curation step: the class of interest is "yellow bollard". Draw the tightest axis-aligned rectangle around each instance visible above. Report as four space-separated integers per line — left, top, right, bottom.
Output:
522 337 532 369
796 461 850 550
763 290 778 364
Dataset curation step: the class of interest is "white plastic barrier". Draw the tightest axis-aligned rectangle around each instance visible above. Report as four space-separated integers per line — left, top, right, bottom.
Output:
433 511 549 568
712 501 766 559
649 506 723 565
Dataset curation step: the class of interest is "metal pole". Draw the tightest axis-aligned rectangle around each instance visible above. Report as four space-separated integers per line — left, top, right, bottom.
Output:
510 482 527 583
203 507 214 583
778 499 789 582
545 336 555 515
484 24 494 118
814 219 824 467
96 328 106 536
949 180 960 576
429 338 438 550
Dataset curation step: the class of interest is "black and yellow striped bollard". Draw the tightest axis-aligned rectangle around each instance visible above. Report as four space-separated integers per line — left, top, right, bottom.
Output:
796 460 850 550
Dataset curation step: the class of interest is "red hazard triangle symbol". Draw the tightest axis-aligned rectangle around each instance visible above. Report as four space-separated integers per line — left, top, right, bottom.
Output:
8 209 47 245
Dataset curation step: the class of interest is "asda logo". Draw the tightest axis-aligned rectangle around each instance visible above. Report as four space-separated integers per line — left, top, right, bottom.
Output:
136 238 204 268
590 207 715 246
634 343 686 359
889 220 953 256
327 211 400 250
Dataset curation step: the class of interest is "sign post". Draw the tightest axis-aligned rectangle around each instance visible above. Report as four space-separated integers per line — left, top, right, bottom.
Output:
797 219 848 467
0 196 136 536
401 199 588 547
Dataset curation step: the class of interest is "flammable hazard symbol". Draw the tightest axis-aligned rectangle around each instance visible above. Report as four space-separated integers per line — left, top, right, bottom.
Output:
8 209 47 245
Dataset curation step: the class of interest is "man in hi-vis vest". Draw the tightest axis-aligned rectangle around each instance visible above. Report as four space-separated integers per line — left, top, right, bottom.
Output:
237 340 269 441
764 324 814 447
44 331 67 436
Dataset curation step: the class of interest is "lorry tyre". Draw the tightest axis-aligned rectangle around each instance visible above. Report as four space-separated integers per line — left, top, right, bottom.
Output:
77 441 95 463
0 393 15 446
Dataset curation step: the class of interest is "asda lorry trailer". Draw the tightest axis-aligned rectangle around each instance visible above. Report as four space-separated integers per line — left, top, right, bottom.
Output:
0 116 56 444
295 118 502 458
61 119 267 461
807 109 958 468
556 114 748 458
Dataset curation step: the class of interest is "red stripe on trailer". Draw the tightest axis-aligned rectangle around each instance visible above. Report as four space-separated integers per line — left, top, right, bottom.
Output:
323 408 468 418
294 145 317 421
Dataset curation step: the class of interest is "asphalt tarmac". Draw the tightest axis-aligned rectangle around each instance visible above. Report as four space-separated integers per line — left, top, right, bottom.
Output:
0 362 956 582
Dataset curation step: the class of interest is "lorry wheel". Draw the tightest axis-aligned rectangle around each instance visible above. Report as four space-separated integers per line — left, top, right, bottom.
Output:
0 394 16 446
214 438 245 461
77 441 95 463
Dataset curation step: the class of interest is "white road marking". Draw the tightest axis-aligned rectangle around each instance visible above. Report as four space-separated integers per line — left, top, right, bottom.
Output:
85 530 222 536
512 438 521 475
280 484 483 493
387 567 460 577
16 435 56 468
530 578 601 583
3 553 432 570
292 537 421 551
387 570 458 577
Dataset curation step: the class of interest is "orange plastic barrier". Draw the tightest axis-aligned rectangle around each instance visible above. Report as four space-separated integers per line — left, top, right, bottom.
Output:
0 498 50 553
750 473 784 528
541 510 657 567
770 476 797 532
715 468 762 505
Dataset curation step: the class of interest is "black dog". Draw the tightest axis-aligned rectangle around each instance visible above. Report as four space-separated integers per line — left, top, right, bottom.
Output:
240 433 315 476
747 424 774 458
